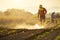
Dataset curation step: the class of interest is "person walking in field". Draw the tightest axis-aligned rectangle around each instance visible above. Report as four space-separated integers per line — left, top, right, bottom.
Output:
38 5 47 24
51 12 55 23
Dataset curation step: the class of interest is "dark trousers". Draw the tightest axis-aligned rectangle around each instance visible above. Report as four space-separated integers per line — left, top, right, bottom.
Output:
40 15 45 24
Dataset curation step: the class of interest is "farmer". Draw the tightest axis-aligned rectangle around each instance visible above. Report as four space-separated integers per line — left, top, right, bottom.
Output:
38 5 47 24
51 12 55 23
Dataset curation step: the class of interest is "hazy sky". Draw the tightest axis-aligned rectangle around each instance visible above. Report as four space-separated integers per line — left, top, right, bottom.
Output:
0 0 60 14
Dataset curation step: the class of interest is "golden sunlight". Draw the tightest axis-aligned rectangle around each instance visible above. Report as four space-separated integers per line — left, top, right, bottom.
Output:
0 0 60 14
12 0 21 3
14 24 44 29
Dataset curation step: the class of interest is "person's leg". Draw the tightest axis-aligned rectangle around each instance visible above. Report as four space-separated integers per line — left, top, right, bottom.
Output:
43 16 45 22
42 16 45 24
40 16 42 24
51 18 54 23
41 16 45 25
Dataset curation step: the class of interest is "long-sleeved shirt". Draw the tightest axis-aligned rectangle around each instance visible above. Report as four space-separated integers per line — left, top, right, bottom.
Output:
38 7 47 17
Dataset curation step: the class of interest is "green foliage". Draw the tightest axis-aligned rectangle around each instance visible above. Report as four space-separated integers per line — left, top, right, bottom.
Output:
33 31 50 40
55 36 60 40
7 30 16 34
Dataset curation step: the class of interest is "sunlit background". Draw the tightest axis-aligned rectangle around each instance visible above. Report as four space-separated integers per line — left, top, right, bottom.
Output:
0 0 60 14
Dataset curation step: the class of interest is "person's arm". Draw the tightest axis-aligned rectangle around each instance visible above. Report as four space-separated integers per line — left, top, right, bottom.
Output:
44 8 47 14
